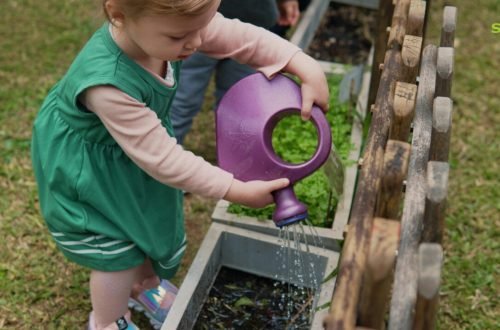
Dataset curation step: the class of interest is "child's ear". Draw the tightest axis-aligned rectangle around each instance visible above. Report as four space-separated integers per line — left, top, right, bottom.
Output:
104 0 125 26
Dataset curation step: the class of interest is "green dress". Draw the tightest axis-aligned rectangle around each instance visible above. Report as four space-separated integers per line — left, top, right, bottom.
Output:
31 24 186 279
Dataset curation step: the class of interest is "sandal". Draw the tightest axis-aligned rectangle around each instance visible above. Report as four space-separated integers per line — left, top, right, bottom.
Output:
128 279 178 329
87 311 140 330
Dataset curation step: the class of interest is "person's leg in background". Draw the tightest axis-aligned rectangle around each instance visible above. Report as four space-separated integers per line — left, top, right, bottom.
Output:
213 58 256 107
170 52 219 144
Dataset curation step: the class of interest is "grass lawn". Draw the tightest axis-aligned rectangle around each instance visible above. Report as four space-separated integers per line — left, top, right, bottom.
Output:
0 0 498 329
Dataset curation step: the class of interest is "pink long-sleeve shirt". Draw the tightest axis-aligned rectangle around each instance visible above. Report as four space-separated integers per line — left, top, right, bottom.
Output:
80 13 301 199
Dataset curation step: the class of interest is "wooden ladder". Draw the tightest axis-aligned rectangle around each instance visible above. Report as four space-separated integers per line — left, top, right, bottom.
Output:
322 1 457 329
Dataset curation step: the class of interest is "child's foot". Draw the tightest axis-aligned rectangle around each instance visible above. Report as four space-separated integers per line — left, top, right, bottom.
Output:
87 311 140 330
128 279 178 329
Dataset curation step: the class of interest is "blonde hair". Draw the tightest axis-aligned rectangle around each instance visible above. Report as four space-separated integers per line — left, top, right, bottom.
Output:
103 0 217 21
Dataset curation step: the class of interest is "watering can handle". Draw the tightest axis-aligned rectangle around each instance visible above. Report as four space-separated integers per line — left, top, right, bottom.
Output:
267 105 332 183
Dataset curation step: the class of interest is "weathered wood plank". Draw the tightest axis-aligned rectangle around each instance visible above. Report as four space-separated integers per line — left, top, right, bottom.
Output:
429 97 453 162
390 82 417 141
422 161 449 243
440 6 457 47
413 243 443 330
388 44 437 330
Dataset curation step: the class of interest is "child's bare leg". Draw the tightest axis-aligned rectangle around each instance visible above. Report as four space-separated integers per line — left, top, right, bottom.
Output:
90 265 142 328
131 258 160 298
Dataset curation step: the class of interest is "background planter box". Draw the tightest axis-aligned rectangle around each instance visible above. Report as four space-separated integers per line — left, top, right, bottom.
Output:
162 223 339 330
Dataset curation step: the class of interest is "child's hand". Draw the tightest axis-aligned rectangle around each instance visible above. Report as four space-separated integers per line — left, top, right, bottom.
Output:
284 52 330 120
223 178 290 208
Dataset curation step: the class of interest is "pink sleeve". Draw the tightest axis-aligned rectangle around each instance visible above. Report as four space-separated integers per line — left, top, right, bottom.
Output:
80 86 234 199
199 13 301 78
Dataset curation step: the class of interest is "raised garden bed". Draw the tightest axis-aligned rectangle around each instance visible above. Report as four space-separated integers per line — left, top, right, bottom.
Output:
193 267 313 329
306 2 377 65
162 223 338 329
291 0 377 74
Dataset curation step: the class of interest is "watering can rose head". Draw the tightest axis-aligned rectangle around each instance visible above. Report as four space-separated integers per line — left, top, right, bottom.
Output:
216 73 332 227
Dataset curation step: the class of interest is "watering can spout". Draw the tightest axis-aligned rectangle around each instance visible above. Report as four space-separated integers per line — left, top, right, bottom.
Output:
216 73 332 227
272 187 308 227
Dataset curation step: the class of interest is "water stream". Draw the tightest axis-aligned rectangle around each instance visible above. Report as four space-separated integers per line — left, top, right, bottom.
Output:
194 220 327 329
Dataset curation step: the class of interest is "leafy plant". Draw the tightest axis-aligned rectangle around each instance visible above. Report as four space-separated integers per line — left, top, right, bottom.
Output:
228 74 354 227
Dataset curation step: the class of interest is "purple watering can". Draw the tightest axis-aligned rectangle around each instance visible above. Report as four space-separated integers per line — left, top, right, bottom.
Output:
216 73 332 227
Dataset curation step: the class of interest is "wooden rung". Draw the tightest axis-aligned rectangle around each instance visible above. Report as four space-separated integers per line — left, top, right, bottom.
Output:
436 47 455 98
391 82 417 141
407 0 426 36
383 140 411 188
358 217 400 329
368 218 401 280
441 6 457 47
426 162 449 204
402 35 423 82
414 243 443 330
422 161 450 243
430 97 453 162
418 243 443 299
377 140 411 218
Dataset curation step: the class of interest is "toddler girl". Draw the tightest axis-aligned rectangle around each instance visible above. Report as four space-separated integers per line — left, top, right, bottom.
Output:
31 0 329 328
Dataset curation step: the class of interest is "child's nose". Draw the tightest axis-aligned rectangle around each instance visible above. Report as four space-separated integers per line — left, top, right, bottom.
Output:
184 31 202 50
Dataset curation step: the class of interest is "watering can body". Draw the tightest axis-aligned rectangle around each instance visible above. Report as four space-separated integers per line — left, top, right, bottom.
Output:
216 73 332 227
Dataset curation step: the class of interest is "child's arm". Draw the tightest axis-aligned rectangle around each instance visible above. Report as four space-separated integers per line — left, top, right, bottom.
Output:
80 86 288 208
199 13 329 119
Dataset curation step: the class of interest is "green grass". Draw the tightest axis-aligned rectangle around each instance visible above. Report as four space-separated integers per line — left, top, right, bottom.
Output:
0 0 498 329
424 1 499 329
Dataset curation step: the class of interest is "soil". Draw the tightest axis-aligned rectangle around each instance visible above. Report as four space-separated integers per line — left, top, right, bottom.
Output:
194 267 314 329
306 3 377 64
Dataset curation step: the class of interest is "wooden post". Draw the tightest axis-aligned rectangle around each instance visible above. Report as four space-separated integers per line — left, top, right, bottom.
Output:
387 0 411 49
390 82 417 141
413 243 443 330
368 0 395 108
388 44 437 330
326 46 403 330
429 97 453 162
422 161 449 243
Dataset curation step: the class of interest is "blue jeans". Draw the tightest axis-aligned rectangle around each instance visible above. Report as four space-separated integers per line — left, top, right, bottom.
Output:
170 52 256 144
